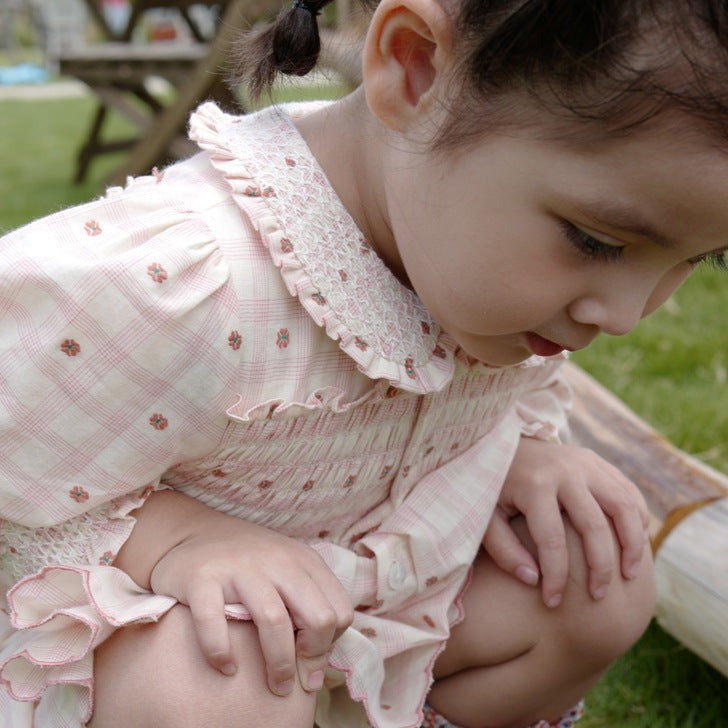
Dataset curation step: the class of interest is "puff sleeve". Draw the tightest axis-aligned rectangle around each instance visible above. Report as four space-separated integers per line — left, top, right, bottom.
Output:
0 173 240 724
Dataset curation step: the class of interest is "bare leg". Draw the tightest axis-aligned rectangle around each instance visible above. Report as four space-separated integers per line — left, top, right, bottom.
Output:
429 516 656 728
89 605 316 728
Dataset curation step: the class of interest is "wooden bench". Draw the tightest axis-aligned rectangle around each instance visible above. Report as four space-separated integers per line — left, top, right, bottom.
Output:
565 362 728 679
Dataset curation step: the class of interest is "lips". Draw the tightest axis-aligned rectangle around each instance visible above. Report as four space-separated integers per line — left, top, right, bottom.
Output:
526 332 567 357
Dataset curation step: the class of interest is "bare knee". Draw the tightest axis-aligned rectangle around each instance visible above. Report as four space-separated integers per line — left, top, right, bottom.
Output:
555 518 656 668
89 605 316 728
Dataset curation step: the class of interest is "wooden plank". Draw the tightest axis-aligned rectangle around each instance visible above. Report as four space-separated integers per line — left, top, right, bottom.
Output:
654 498 728 677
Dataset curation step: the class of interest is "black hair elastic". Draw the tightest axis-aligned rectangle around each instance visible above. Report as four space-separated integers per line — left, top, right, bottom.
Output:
293 0 321 16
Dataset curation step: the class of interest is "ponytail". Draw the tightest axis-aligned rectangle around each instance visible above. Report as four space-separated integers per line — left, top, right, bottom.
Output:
236 0 336 99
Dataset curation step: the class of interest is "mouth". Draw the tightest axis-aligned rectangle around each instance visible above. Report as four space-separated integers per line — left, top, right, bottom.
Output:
525 332 570 357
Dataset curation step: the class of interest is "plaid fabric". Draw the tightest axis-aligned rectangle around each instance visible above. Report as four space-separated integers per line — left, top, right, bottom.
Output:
0 103 572 728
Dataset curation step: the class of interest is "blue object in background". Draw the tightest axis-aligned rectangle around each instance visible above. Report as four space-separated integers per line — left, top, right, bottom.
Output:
0 63 50 85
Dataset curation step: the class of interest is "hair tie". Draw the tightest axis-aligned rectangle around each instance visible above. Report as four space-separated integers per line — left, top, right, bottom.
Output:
293 0 321 16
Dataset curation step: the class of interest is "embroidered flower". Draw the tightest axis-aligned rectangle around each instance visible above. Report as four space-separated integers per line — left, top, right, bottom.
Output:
450 442 460 451
149 413 168 430
421 321 431 335
302 480 314 491
69 486 89 503
99 551 115 566
338 269 348 282
311 292 326 305
211 469 227 477
243 185 261 196
147 263 167 283
140 485 154 500
318 529 331 539
343 475 357 489
402 465 411 477
258 479 273 490
425 576 438 587
404 357 416 379
360 238 372 254
423 614 436 628
354 337 368 351
228 330 242 350
359 627 377 638
276 328 290 349
280 237 294 253
379 465 392 479
84 220 102 236
432 344 447 359
60 339 81 357
285 157 296 167
261 186 276 197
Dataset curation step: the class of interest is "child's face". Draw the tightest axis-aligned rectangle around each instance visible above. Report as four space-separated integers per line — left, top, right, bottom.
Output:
382 115 728 366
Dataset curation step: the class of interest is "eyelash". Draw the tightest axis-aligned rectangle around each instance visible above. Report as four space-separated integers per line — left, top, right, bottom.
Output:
688 250 728 272
560 221 624 263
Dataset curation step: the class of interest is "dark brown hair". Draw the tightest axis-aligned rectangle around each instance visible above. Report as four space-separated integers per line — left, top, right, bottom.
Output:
234 1 728 144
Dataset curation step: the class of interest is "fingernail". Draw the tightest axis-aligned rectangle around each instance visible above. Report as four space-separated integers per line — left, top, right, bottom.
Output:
275 678 294 695
515 565 539 586
626 561 641 579
546 594 562 608
593 584 607 600
221 663 237 676
307 670 325 691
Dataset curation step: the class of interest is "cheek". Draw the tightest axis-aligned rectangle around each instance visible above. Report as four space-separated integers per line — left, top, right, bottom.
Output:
642 264 694 317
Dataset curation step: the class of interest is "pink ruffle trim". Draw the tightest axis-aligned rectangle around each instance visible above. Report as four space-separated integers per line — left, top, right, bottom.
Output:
0 565 176 722
188 102 456 397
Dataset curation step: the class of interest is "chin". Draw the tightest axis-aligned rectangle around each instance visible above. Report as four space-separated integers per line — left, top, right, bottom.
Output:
461 343 532 368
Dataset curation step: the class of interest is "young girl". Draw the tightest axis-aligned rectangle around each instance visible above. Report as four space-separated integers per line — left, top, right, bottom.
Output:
1 0 727 726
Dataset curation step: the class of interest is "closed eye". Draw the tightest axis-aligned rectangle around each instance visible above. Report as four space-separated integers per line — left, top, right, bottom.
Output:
560 221 625 263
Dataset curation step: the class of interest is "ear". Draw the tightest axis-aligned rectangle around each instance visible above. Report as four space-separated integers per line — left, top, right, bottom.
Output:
362 0 453 131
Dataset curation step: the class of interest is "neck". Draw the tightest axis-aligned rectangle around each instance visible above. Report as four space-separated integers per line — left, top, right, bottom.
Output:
292 88 407 281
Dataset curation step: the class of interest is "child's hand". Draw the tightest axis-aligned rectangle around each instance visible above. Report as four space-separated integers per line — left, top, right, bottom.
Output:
482 437 650 608
148 507 353 696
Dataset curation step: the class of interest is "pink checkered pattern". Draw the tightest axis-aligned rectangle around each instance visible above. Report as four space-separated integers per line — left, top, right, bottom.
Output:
0 102 572 728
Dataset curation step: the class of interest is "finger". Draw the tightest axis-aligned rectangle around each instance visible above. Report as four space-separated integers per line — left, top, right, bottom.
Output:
236 583 297 696
187 582 236 676
589 472 650 580
301 553 355 638
559 487 616 601
523 497 569 608
278 576 339 692
482 509 540 586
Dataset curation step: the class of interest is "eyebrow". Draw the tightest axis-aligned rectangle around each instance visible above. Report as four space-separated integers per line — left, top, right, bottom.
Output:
573 198 676 249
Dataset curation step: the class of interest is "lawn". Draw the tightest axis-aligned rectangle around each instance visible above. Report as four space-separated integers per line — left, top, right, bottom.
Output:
1 92 727 725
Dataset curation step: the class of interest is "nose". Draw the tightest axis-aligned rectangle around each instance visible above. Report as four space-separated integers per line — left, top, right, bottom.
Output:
567 277 655 337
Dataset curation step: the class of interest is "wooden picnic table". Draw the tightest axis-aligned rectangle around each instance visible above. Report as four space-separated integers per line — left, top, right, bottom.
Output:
60 0 363 185
59 0 281 184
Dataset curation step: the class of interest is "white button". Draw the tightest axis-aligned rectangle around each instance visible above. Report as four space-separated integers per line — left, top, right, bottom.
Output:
388 560 407 590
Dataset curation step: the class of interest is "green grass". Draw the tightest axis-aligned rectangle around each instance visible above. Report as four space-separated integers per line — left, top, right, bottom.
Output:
1 93 727 725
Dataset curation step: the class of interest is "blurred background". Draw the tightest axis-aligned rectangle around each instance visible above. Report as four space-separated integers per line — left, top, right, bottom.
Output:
0 2 727 725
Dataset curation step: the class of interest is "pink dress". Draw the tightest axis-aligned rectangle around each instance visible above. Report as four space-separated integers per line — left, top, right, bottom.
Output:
0 102 571 727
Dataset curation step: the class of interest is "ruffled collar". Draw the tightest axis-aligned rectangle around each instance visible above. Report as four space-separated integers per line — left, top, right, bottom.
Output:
189 101 456 394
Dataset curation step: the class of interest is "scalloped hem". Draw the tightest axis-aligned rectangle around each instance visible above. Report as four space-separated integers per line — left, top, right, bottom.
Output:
0 565 176 723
